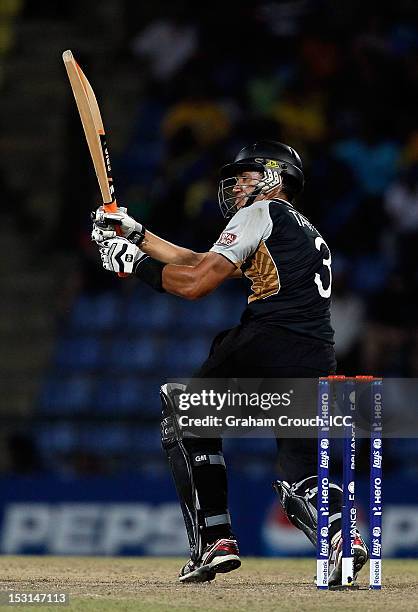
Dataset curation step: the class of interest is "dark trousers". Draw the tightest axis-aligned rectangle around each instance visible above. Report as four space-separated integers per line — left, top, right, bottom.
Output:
184 322 336 543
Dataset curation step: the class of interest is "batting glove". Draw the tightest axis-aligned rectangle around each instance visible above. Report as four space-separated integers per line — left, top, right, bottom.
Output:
92 206 145 245
99 237 146 275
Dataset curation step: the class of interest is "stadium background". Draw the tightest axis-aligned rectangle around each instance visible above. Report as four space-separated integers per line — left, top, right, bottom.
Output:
0 0 417 558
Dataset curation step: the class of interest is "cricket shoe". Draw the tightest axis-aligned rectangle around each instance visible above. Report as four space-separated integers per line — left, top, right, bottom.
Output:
179 538 241 584
328 529 369 587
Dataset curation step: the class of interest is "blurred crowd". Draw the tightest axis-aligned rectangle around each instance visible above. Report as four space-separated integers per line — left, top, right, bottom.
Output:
2 0 414 377
2 1 418 476
73 0 418 377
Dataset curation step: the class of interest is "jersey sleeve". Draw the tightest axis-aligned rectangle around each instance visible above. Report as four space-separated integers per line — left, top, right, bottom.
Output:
210 204 273 267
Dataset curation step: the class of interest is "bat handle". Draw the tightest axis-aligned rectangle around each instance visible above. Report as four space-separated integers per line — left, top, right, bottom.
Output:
103 200 130 278
103 200 118 213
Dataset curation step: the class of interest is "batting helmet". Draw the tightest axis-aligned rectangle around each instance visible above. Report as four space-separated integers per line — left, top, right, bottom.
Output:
218 140 304 218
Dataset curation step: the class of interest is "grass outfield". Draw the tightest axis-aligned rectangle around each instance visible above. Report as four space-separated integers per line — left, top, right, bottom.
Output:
0 557 417 611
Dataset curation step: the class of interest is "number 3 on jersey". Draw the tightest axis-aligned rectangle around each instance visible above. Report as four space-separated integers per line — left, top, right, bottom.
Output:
314 237 332 298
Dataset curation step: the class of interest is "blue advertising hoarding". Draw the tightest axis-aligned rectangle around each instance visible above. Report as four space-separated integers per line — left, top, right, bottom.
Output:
0 472 416 558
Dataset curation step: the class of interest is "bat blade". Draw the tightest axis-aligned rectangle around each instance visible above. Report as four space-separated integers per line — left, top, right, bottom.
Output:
62 49 116 210
63 50 128 276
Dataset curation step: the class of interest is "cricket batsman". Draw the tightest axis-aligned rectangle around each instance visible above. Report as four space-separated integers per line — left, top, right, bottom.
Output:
91 140 368 585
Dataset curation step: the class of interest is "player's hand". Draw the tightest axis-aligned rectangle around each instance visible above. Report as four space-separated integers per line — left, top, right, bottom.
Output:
91 205 126 244
92 206 145 245
91 224 116 243
99 237 146 275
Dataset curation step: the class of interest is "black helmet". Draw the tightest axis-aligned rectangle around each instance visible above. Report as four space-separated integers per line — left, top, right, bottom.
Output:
218 140 304 218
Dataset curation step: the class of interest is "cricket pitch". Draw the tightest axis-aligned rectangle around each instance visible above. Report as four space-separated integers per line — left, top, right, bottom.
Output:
1 556 417 611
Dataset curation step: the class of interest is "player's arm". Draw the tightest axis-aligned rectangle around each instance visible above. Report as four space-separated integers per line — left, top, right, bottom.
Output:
98 238 237 297
92 206 206 266
140 231 205 265
162 252 237 299
92 206 242 277
96 204 267 290
139 233 242 277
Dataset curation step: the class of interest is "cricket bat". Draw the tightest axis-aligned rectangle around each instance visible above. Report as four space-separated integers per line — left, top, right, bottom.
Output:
62 49 128 276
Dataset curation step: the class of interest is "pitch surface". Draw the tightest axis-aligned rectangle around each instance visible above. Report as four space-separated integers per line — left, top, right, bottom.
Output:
1 557 417 611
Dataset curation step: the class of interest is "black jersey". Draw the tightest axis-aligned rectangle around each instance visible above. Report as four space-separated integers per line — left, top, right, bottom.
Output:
210 199 334 343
